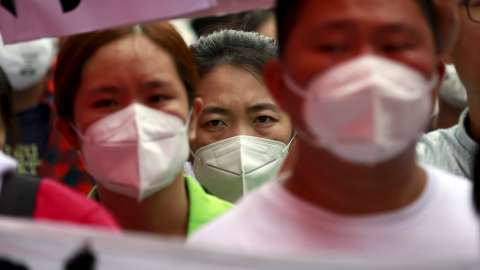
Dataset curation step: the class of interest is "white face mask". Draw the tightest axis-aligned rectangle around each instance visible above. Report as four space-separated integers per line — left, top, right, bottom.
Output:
0 35 56 91
284 55 438 165
74 103 190 202
192 135 294 203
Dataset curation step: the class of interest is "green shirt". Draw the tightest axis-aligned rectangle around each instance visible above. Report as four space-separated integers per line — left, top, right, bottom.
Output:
87 175 233 236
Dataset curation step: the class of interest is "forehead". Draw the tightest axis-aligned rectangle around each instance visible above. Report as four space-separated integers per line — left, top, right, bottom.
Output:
291 0 429 35
199 65 274 106
81 34 176 79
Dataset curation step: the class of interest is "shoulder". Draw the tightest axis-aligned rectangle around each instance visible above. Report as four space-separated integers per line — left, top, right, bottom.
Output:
34 179 120 230
417 125 459 151
186 175 233 211
416 126 461 164
185 175 234 235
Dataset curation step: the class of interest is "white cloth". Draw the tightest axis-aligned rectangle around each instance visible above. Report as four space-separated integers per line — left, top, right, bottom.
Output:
188 165 480 260
0 150 18 195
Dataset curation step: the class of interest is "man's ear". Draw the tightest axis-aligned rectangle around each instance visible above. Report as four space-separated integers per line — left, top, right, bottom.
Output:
263 59 286 110
188 97 203 142
55 117 80 150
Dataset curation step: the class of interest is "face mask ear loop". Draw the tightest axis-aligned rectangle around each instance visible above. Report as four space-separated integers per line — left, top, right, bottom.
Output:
186 109 193 128
280 131 297 157
426 71 440 93
189 148 200 162
69 122 87 143
283 73 309 97
186 108 202 166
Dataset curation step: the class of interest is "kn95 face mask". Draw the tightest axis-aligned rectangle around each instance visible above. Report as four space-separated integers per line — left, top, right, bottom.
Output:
283 55 438 165
191 135 295 203
74 103 190 202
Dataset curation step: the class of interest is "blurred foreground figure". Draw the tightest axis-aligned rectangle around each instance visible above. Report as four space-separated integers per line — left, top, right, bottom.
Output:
189 0 479 260
417 0 480 179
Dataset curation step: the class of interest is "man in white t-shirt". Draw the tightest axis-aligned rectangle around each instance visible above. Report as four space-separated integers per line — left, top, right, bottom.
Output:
188 0 479 260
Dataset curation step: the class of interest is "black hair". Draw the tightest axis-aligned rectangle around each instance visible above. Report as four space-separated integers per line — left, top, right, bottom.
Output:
189 29 279 82
275 0 439 56
0 67 16 146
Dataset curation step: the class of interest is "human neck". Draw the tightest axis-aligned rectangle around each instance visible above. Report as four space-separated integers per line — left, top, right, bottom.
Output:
283 141 427 215
97 172 189 238
12 80 46 112
466 97 480 143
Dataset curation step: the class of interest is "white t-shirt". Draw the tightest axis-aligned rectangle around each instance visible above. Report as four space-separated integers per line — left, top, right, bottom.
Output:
188 165 480 260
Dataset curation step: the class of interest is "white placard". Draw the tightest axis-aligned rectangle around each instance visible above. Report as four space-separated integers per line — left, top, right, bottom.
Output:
0 217 478 270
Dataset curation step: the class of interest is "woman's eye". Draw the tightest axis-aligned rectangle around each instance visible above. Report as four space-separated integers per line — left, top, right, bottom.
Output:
254 116 273 123
206 120 226 127
93 99 117 108
148 95 169 103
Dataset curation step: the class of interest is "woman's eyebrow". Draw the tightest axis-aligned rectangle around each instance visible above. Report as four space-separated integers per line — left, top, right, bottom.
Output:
247 102 279 113
87 86 118 94
202 106 230 115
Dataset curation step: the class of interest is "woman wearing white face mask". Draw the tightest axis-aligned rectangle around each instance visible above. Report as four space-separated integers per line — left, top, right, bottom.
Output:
187 29 296 203
54 22 233 238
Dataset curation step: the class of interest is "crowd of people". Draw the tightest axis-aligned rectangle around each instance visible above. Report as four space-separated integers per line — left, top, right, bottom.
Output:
0 0 479 264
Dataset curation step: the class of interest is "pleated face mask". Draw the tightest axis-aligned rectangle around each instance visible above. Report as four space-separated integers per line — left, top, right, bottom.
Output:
74 103 190 202
192 135 295 203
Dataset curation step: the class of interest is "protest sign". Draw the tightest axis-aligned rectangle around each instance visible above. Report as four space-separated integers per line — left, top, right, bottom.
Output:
0 0 274 44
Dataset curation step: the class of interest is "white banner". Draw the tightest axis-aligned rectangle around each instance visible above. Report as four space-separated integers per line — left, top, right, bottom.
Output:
0 0 275 44
0 217 478 270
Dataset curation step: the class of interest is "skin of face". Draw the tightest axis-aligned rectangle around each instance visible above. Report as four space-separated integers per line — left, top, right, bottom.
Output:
265 0 442 138
448 4 480 99
190 64 293 152
56 34 197 148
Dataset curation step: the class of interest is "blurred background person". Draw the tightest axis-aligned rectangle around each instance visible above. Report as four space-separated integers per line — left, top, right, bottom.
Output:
0 34 95 195
188 29 295 203
417 0 480 179
242 9 277 40
54 22 232 238
0 67 120 229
